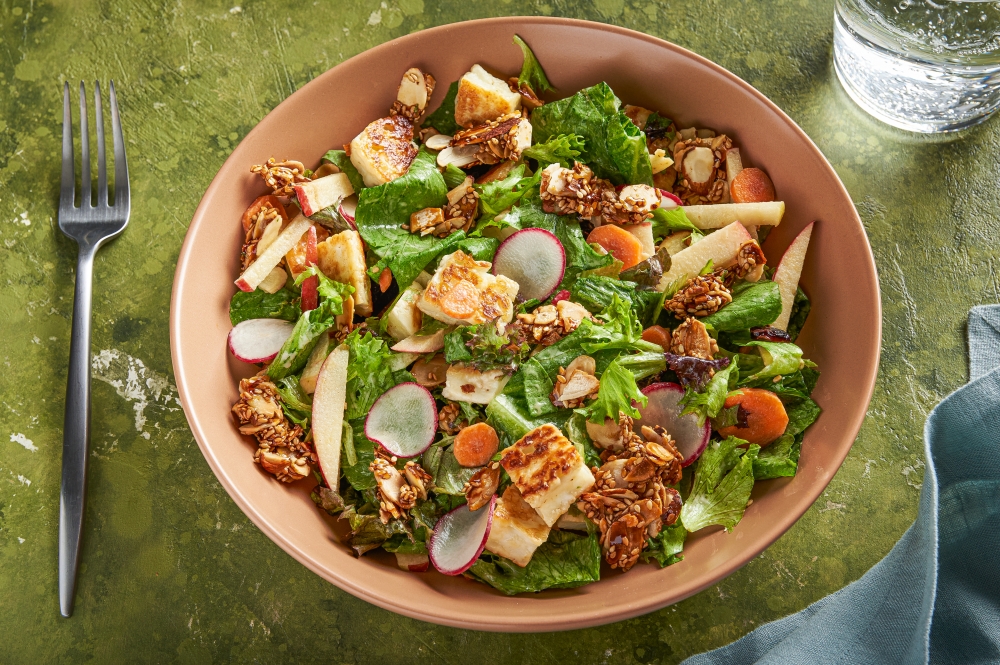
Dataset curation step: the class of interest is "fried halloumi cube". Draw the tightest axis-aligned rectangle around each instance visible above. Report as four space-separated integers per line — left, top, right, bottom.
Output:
349 115 418 187
500 424 596 527
454 65 522 128
485 486 551 567
316 229 373 316
416 250 518 326
441 364 509 404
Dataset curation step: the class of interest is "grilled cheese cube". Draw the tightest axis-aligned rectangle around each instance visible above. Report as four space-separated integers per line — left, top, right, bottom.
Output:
316 230 373 316
441 364 508 404
500 424 596 527
416 250 518 325
385 282 424 341
485 486 551 567
454 65 522 128
349 115 418 187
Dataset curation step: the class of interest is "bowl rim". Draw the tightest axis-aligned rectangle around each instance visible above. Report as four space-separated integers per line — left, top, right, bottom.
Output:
170 15 882 631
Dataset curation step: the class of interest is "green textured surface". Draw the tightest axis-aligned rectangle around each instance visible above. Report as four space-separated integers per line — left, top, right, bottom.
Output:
1 1 996 663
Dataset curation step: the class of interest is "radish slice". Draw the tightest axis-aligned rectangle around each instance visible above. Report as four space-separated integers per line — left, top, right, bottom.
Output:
365 383 438 458
227 318 295 364
659 189 683 208
428 495 496 575
492 228 566 301
635 382 711 467
339 195 358 229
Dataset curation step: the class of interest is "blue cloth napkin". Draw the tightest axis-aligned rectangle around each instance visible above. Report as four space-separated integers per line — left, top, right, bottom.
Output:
683 306 1000 665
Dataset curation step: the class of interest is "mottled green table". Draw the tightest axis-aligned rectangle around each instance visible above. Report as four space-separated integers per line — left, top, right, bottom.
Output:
1 1 996 663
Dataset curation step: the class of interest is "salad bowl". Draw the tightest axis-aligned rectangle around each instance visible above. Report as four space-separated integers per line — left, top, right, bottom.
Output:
170 17 880 631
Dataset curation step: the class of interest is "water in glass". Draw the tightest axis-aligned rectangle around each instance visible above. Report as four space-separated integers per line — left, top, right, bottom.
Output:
834 0 1000 132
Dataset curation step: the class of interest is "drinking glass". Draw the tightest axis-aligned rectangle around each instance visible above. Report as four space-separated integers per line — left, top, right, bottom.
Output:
834 0 1000 133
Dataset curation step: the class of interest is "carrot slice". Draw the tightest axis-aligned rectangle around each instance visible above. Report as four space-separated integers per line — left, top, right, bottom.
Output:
379 267 393 293
453 422 500 468
586 224 644 269
241 194 287 232
730 168 776 204
716 387 789 446
642 325 672 350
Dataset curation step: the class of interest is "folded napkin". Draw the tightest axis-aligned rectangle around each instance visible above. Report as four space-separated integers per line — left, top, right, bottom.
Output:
683 306 1000 665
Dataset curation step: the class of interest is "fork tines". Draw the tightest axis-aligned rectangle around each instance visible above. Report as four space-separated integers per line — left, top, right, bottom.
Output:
60 81 130 215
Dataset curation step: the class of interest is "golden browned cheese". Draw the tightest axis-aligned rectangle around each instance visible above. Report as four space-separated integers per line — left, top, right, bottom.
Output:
500 424 577 498
494 486 550 541
417 250 518 325
349 115 417 187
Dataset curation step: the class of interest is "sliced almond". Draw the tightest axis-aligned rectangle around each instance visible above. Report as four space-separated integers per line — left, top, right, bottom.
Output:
423 133 453 151
437 144 479 168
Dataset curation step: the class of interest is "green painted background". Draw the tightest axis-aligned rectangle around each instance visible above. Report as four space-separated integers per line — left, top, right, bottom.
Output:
1 0 996 663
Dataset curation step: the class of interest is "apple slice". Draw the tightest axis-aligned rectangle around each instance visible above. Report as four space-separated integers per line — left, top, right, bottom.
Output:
312 343 350 488
339 195 358 229
428 495 496 576
299 331 331 394
300 226 319 311
772 222 814 330
634 382 711 467
394 552 430 572
624 222 655 261
390 328 446 354
235 213 312 292
682 202 785 230
365 382 437 458
258 266 288 294
658 221 752 292
227 318 294 364
294 173 355 217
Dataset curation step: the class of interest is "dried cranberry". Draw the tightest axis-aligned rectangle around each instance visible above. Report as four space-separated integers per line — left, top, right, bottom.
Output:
664 353 731 391
750 326 791 342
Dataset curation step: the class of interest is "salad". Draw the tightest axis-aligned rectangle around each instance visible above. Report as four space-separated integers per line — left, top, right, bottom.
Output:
228 36 820 594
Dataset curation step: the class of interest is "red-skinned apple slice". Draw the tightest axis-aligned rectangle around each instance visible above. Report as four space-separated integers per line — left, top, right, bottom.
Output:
365 382 437 458
227 318 294 364
258 266 288 294
339 195 358 229
312 344 350 488
294 172 354 217
428 495 496 576
300 226 319 311
390 328 446 354
772 222 814 330
394 552 430 572
492 228 566 301
634 382 711 467
235 214 312 292
658 221 752 291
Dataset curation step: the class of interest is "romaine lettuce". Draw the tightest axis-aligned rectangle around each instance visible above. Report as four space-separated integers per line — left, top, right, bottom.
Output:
423 81 461 135
753 433 799 480
513 34 554 94
321 149 365 192
680 436 760 532
702 281 781 332
640 524 686 567
530 82 653 185
229 287 299 325
466 530 601 595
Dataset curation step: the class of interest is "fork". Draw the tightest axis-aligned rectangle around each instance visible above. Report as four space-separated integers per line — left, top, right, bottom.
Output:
58 81 130 618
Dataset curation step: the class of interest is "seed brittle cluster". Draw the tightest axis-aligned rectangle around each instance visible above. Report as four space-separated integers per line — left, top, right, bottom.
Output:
232 375 312 483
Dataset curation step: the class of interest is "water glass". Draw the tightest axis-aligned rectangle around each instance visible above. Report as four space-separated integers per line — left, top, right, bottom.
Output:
834 0 1000 133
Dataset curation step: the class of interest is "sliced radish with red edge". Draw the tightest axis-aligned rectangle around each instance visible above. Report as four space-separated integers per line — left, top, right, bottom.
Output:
492 228 565 301
365 382 437 458
428 495 496 575
227 318 294 364
635 382 711 467
658 189 683 208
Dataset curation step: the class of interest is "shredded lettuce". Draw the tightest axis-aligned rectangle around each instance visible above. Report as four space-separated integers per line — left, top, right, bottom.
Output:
513 34 555 94
466 531 601 595
530 82 652 186
680 436 760 532
522 134 585 168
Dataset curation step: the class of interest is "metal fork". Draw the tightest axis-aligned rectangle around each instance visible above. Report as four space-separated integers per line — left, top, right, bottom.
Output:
58 81 130 618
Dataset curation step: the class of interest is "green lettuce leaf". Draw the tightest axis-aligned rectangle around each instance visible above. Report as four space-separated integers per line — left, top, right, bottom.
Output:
513 34 554 94
702 281 781 332
680 436 760 532
786 287 811 341
423 81 461 135
569 275 665 327
421 440 478 495
442 163 467 190
742 341 812 381
650 206 702 242
522 134 585 168
486 393 573 446
274 376 313 427
579 294 661 355
566 411 602 468
321 149 365 193
355 148 456 290
753 433 799 480
229 287 299 325
344 330 400 421
522 357 558 417
474 164 538 221
785 396 821 436
466 530 601 595
530 82 652 185
343 422 377 491
615 351 667 381
640 524 686 567
679 356 740 424
576 357 647 424
267 301 336 380
457 236 499 262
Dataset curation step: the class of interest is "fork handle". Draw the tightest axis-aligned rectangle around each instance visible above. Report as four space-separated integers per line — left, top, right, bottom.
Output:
59 243 96 618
